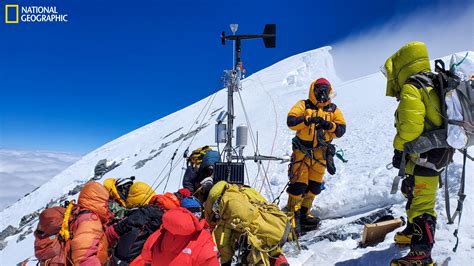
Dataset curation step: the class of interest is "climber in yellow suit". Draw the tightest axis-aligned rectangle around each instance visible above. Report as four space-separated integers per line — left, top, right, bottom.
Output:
286 78 346 234
383 42 453 266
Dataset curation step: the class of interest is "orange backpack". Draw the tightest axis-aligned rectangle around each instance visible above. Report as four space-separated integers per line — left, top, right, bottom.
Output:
34 202 77 265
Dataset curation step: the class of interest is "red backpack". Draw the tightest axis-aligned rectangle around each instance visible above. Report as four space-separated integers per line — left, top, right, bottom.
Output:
34 202 78 265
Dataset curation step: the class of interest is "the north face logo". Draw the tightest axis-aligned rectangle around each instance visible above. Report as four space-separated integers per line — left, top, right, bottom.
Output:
182 247 192 254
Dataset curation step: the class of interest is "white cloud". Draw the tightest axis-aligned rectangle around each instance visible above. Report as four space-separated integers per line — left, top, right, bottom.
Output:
332 3 474 80
0 149 81 210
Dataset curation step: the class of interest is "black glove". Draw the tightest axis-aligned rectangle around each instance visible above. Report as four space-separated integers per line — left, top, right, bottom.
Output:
114 213 143 235
114 218 132 236
319 120 334 130
306 116 322 125
392 149 404 169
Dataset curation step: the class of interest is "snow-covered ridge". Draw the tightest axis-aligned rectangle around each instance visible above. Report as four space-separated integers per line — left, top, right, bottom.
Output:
1 48 473 265
0 46 339 231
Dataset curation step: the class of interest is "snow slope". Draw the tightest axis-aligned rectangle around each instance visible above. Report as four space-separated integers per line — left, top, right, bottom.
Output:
1 46 473 265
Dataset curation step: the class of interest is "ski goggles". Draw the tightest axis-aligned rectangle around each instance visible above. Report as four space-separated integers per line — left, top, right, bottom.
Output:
115 176 135 200
314 84 330 102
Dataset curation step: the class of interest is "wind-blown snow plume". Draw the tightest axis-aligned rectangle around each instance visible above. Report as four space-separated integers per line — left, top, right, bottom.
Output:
332 3 474 80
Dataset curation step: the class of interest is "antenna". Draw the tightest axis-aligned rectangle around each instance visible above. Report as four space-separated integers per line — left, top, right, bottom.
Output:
221 24 276 71
230 24 238 68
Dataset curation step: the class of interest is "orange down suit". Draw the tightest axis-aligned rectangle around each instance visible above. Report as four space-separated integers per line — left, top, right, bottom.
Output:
70 182 113 265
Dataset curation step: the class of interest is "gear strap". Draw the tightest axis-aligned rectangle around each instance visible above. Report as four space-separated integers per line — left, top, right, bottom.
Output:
406 74 441 130
291 137 326 167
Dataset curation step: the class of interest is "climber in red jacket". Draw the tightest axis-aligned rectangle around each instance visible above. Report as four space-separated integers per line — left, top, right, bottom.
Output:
132 197 219 266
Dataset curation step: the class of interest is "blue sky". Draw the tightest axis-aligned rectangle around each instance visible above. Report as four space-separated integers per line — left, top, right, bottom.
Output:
0 0 471 154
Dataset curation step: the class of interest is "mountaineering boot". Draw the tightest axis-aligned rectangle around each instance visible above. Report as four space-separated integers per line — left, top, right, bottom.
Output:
390 214 436 266
286 194 303 213
299 192 320 232
287 194 303 236
390 250 434 266
299 206 321 231
394 221 413 245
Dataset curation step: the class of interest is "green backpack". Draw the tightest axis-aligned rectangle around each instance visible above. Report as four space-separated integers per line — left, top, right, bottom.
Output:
205 182 292 265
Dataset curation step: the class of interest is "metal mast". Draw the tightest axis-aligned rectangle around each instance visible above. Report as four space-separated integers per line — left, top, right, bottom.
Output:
221 24 276 163
224 69 238 162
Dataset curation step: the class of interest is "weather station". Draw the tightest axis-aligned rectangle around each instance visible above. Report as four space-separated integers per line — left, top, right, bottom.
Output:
213 24 289 185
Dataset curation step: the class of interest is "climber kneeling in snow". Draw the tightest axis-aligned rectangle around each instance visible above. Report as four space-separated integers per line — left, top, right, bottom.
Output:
382 42 453 266
182 146 221 199
137 196 219 266
204 181 290 266
107 180 191 264
106 181 159 264
286 77 346 233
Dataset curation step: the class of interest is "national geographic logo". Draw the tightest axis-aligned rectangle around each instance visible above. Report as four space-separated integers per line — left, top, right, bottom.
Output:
5 5 69 24
5 5 18 24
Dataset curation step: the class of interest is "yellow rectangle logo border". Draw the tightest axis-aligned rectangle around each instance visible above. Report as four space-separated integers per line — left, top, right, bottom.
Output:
5 4 19 24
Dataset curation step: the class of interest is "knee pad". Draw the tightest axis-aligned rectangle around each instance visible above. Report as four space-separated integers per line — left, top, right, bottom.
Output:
308 181 323 195
287 182 307 196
